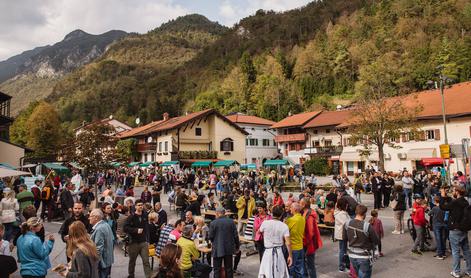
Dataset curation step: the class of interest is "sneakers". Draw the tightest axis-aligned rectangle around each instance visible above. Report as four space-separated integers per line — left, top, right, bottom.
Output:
411 250 423 255
436 256 446 260
400 230 405 234
234 270 244 276
379 252 384 257
450 271 461 278
392 230 401 235
338 268 349 273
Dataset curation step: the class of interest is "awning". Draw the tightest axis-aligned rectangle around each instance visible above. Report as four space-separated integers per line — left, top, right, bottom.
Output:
69 162 83 170
139 161 155 167
110 162 122 168
160 161 179 167
191 161 212 168
241 163 257 169
42 163 70 174
213 160 238 167
407 148 436 160
0 163 16 170
263 159 288 166
20 164 37 169
339 151 379 161
421 157 454 166
0 168 31 178
127 162 140 167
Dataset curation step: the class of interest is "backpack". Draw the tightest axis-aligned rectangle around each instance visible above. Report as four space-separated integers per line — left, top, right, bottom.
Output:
459 204 471 232
41 186 52 201
32 186 41 201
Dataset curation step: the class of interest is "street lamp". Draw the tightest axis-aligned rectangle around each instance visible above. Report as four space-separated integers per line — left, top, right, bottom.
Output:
428 70 453 185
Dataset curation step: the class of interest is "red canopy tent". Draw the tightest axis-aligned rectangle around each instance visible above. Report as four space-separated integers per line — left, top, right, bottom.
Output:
421 157 454 166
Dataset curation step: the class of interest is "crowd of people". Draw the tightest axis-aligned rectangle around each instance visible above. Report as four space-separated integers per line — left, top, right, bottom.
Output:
0 164 470 278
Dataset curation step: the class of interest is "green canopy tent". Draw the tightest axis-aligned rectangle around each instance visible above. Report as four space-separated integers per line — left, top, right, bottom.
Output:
213 160 238 167
68 162 84 170
127 162 140 167
160 161 179 167
240 163 256 170
263 159 289 167
42 163 70 175
139 161 155 167
110 162 122 168
191 161 212 168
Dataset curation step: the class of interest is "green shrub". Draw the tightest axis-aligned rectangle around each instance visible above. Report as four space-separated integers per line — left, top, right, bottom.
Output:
304 157 331 176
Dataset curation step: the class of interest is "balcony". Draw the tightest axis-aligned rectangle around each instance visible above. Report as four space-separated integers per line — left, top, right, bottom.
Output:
304 146 343 157
175 151 218 159
136 142 157 152
275 133 306 143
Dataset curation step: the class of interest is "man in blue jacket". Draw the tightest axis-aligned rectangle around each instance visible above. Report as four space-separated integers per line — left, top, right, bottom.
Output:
89 208 115 278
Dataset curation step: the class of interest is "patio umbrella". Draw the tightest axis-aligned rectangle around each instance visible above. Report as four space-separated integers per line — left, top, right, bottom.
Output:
0 168 31 178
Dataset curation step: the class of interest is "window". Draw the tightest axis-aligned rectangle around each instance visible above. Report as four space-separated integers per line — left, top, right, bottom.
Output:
313 130 318 135
144 153 148 162
262 139 270 146
246 139 249 145
158 142 162 152
324 140 332 146
195 127 202 136
220 138 234 151
273 140 276 146
164 141 168 152
248 138 258 146
313 140 320 147
151 153 155 161
326 129 331 133
252 158 257 163
426 130 435 140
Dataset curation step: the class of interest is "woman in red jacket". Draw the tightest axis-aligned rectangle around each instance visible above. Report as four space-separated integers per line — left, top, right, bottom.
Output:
301 197 323 278
411 199 428 255
273 191 284 207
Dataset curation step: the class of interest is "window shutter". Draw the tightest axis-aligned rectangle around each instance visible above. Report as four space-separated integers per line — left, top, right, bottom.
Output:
343 138 347 146
401 133 407 142
469 126 471 137
435 129 440 140
395 136 400 143
230 141 234 151
220 141 223 151
420 131 426 141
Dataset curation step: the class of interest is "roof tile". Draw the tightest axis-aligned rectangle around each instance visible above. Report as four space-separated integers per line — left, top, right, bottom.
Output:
271 111 322 129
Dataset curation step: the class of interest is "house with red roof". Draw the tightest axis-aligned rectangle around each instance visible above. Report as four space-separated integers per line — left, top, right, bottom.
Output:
120 109 248 164
270 111 322 165
226 113 277 166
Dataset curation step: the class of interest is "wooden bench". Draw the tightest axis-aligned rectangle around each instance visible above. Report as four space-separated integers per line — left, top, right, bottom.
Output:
317 223 335 241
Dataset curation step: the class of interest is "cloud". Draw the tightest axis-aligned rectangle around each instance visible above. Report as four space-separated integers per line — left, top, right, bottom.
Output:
0 0 189 61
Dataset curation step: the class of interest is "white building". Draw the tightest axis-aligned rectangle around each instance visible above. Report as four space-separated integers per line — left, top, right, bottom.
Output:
226 113 278 166
75 117 132 136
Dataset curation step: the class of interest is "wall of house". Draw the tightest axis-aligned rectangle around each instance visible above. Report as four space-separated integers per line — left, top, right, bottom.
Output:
340 117 471 174
239 123 277 165
0 141 25 167
209 115 246 163
155 132 174 162
306 126 343 147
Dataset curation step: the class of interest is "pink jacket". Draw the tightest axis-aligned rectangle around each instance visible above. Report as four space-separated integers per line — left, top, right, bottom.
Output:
253 214 272 241
370 218 384 238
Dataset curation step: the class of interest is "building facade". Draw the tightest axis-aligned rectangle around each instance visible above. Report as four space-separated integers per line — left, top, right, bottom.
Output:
226 113 278 166
271 111 321 165
121 109 248 164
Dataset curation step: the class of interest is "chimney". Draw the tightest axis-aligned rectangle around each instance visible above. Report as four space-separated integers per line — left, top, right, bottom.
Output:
163 112 169 121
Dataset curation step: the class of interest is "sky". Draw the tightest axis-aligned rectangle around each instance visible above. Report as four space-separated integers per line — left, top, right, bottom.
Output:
0 0 312 61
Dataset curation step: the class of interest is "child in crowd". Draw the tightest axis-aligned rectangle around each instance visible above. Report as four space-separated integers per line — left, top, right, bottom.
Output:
0 224 11 255
411 199 428 255
369 210 384 257
429 196 447 259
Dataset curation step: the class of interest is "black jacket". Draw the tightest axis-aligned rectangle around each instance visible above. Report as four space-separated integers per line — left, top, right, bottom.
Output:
440 196 469 230
60 189 74 211
371 177 382 193
392 190 406 211
157 209 168 229
123 212 148 243
208 216 240 257
59 214 92 242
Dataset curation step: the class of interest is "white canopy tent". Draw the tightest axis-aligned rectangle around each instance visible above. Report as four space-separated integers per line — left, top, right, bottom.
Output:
0 168 31 178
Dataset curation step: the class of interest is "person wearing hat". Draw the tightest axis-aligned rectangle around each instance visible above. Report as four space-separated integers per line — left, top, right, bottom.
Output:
31 180 42 210
177 225 211 278
236 189 255 235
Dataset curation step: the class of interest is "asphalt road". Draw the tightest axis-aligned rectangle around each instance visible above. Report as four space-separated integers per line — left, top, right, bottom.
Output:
10 185 458 278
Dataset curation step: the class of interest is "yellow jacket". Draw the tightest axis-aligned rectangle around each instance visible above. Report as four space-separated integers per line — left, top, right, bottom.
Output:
177 236 200 270
236 196 255 219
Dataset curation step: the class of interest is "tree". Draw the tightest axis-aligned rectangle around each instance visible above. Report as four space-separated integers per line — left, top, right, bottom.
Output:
10 101 39 146
63 123 118 206
348 57 422 171
26 102 61 158
116 138 137 162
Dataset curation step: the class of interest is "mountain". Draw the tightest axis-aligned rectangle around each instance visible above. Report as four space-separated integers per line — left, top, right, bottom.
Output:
10 0 471 138
0 29 128 115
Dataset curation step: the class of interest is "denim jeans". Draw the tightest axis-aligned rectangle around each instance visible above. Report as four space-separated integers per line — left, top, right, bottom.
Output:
98 266 111 278
338 240 349 271
290 249 305 278
412 225 425 251
403 188 412 208
449 230 471 274
303 250 316 278
350 257 372 278
433 224 447 256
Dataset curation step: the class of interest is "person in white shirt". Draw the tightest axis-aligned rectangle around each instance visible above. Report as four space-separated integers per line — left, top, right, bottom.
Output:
401 171 414 209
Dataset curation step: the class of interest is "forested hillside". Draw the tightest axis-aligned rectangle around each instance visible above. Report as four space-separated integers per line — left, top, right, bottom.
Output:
22 0 471 135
